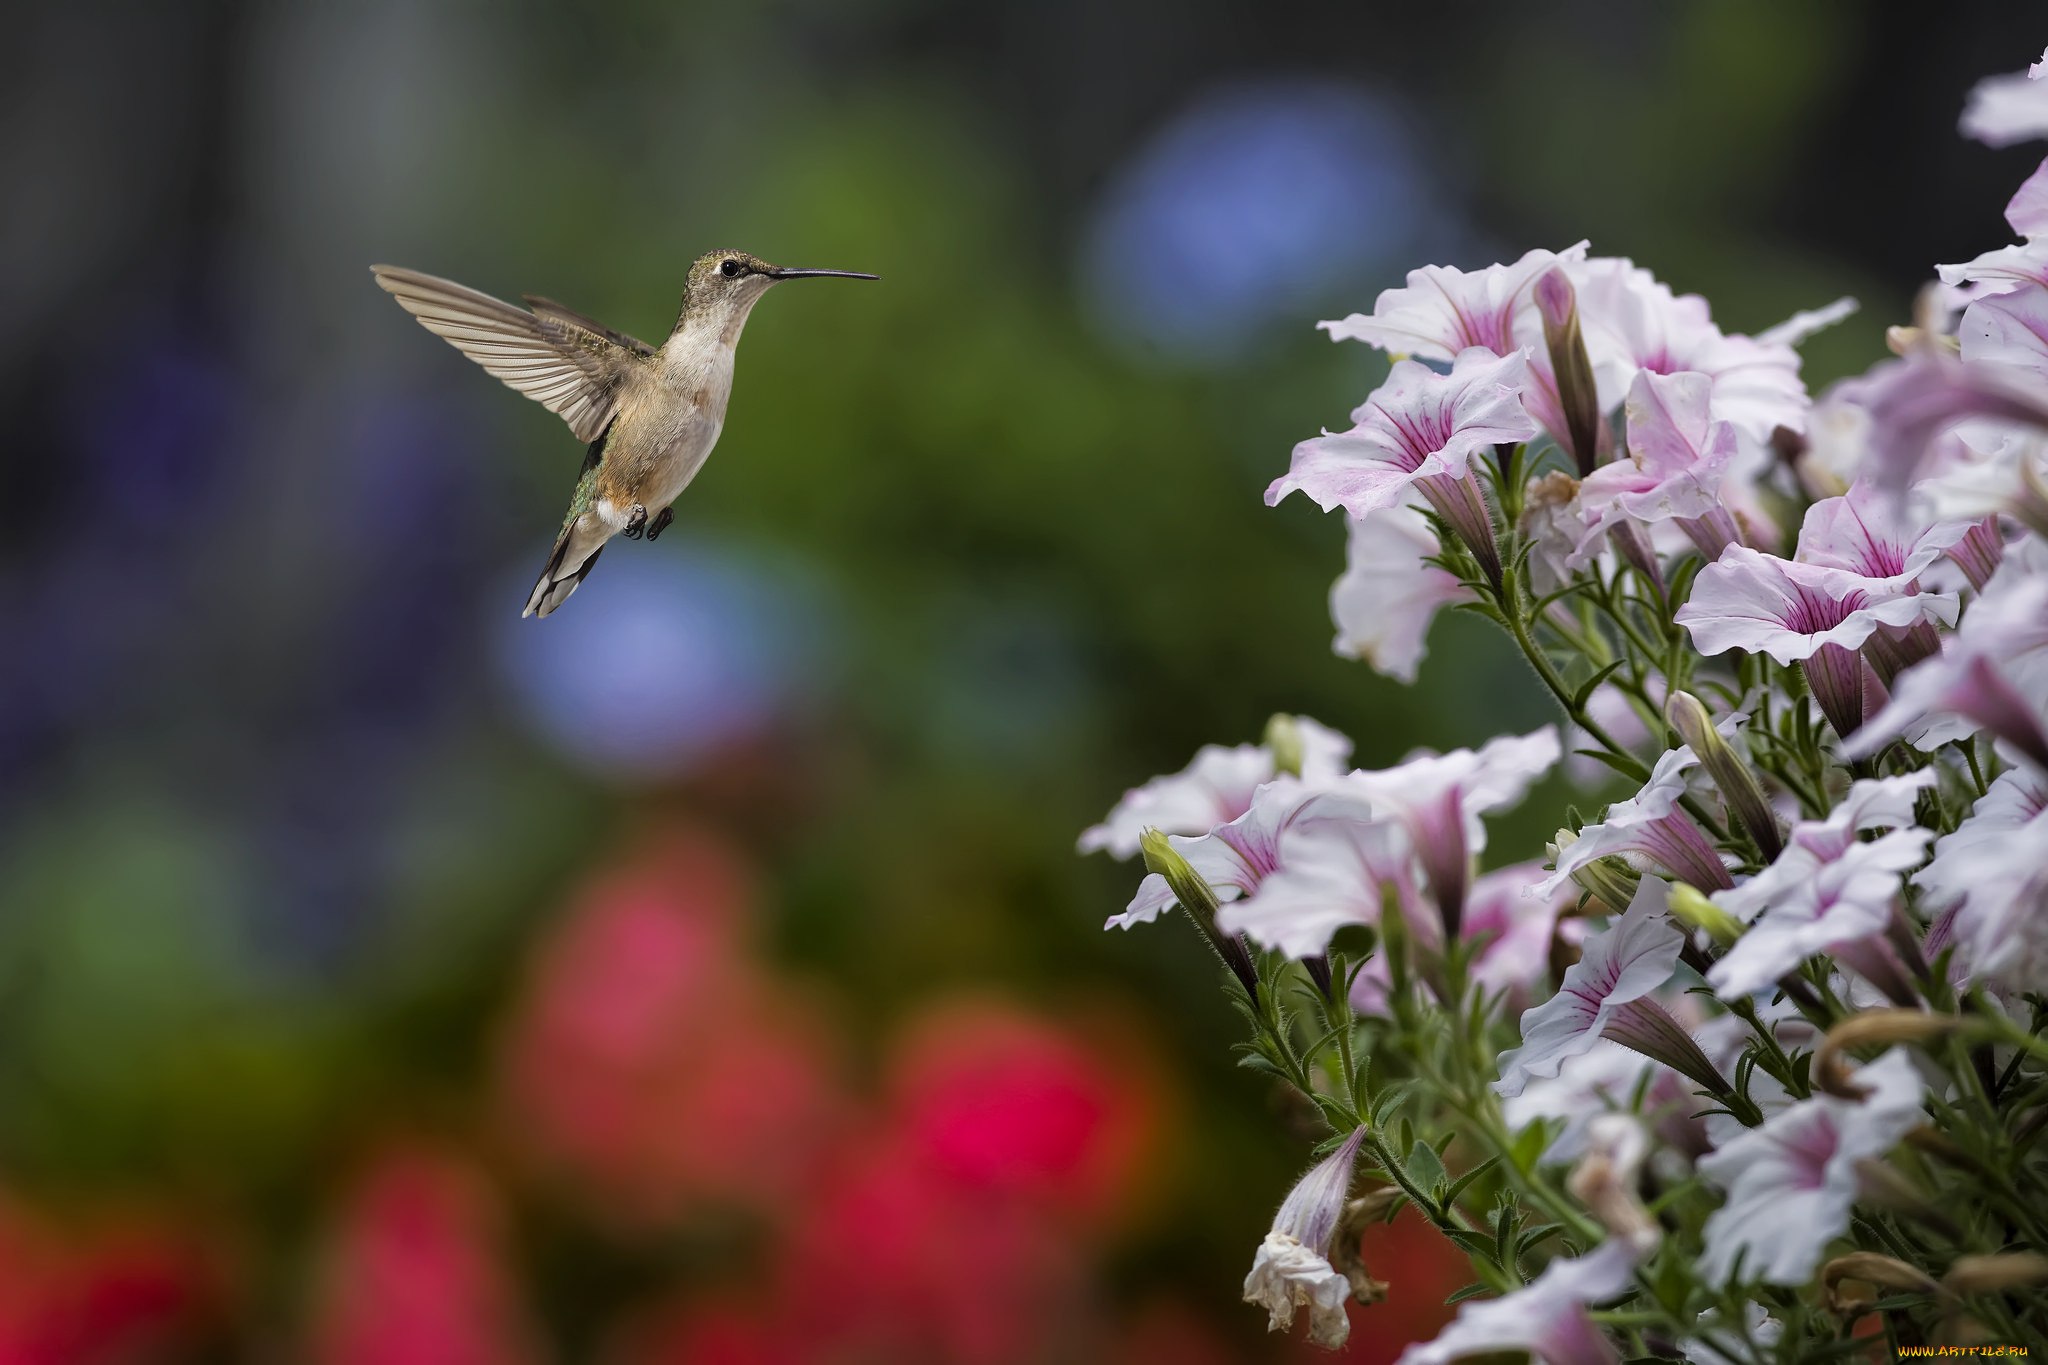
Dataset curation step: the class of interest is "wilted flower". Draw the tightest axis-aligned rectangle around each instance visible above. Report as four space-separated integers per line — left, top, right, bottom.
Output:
1568 1115 1660 1254
1697 1049 1927 1285
1243 1127 1368 1349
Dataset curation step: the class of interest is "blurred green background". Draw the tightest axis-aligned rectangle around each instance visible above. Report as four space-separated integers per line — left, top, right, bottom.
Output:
0 2 2042 1360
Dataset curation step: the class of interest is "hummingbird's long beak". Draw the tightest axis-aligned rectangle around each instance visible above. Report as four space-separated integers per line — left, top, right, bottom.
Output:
767 267 880 280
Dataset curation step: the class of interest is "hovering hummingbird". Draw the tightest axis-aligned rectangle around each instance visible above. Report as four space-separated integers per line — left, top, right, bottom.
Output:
371 250 878 617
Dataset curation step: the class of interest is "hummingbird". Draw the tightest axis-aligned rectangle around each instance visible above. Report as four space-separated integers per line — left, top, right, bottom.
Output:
371 250 878 617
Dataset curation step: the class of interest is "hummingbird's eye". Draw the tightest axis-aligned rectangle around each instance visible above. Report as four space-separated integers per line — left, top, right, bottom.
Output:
719 258 743 278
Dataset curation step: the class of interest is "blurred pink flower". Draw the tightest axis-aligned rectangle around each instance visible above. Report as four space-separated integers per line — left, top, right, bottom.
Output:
885 1002 1157 1228
497 832 846 1222
308 1147 537 1365
1961 54 2048 146
1398 1240 1638 1365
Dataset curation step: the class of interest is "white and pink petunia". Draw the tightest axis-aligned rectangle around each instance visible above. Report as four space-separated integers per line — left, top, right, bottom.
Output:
1568 256 1811 440
1573 370 1745 565
1268 349 1537 558
1328 500 1473 684
1916 766 2048 992
1079 718 1353 858
1706 829 1932 1000
1540 737 1736 897
1697 1049 1927 1285
1494 878 1685 1099
1961 52 2048 147
1397 1239 1640 1365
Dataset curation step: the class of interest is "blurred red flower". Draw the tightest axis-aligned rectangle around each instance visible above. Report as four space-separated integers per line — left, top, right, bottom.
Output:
307 1145 538 1365
0 1196 220 1365
497 830 846 1224
885 1000 1159 1229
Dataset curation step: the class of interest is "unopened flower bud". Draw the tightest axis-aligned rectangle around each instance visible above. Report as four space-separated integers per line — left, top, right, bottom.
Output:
1244 1127 1369 1350
1666 882 1743 947
1814 1010 1970 1099
1665 692 1782 862
1141 829 1260 997
1944 1252 2048 1296
1534 267 1604 476
1820 1252 1943 1318
1550 828 1638 913
1263 713 1308 779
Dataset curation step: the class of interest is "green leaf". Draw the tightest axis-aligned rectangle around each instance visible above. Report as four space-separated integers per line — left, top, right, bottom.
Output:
1571 659 1626 712
1442 1228 1496 1260
1444 1282 1492 1306
1371 1081 1417 1128
1441 1155 1500 1210
1514 1221 1563 1257
1404 1137 1447 1194
1235 1052 1288 1078
1509 1121 1549 1175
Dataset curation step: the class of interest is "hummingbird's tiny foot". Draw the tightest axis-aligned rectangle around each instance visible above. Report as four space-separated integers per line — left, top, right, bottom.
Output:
647 508 674 541
622 504 648 540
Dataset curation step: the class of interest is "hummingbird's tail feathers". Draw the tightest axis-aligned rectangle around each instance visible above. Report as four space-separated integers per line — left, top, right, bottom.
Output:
522 514 611 618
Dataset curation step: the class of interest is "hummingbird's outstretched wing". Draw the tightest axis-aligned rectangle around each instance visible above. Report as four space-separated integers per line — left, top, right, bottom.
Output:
370 265 655 443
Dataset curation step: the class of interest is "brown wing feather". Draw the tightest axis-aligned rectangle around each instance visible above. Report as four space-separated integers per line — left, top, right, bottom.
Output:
370 265 651 442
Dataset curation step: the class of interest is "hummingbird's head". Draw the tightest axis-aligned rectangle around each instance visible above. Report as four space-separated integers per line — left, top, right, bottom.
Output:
681 250 879 343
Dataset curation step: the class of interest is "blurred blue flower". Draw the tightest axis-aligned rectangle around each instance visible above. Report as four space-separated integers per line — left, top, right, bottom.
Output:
1081 80 1448 364
495 539 836 782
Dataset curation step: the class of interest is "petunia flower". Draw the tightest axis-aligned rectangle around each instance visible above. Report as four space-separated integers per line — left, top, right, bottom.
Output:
1794 479 1975 585
1706 828 1933 1000
1568 256 1810 440
1572 370 1744 566
1676 545 1957 739
1350 859 1580 1014
1961 54 2048 147
1396 1239 1639 1365
1328 499 1473 684
1837 343 2048 497
1848 543 2048 769
1959 283 2048 382
1244 1126 1368 1349
1223 727 1561 954
1539 738 1737 898
1568 1115 1660 1255
1337 726 1562 935
1697 1049 1927 1285
1079 717 1352 858
1939 158 2048 293
1495 878 1685 1099
1109 775 1374 931
1218 812 1421 960
1269 348 1537 584
1321 243 1588 360
1915 767 2048 991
